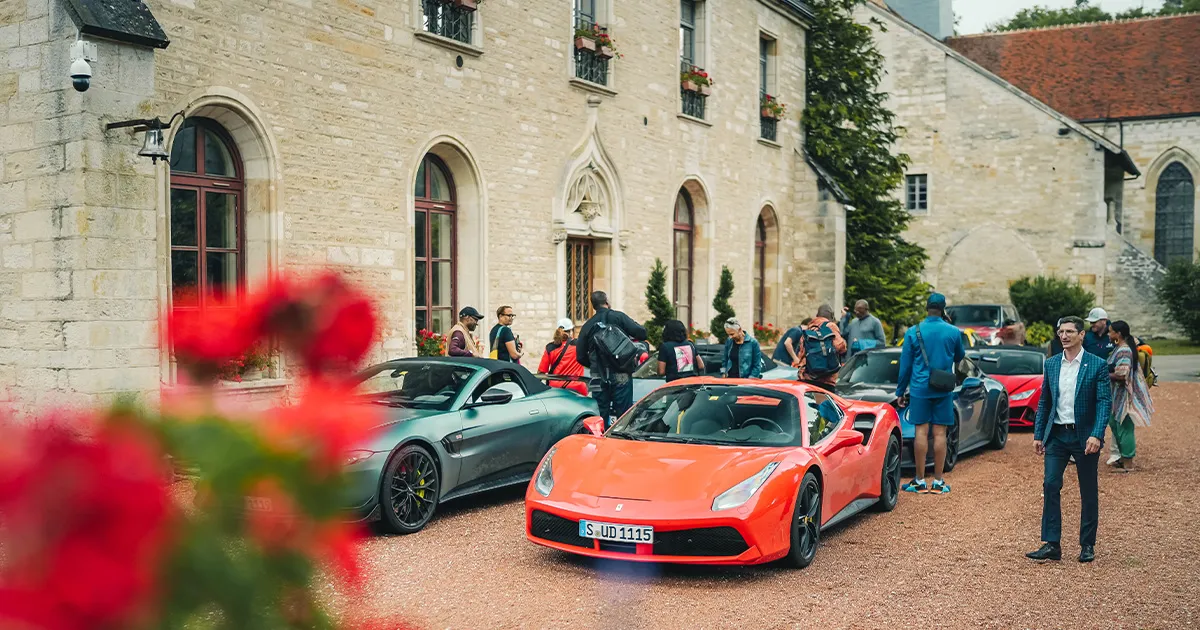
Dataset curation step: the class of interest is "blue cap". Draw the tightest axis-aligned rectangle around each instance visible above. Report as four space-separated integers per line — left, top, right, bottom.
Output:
926 293 947 309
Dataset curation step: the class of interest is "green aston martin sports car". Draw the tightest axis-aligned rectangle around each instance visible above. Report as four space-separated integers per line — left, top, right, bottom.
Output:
344 357 599 534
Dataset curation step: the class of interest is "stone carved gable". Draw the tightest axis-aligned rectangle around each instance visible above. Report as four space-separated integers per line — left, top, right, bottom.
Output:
566 167 607 224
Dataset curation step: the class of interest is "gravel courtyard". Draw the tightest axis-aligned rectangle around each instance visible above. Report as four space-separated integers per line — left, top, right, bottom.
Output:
341 382 1200 630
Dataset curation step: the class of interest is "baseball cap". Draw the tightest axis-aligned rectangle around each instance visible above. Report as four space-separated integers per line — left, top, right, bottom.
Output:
926 293 947 309
556 318 575 330
459 306 484 319
1085 307 1108 323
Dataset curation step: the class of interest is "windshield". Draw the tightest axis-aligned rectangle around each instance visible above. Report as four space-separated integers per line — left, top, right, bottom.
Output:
610 384 801 447
838 352 901 385
946 305 1002 328
972 350 1044 376
357 362 479 411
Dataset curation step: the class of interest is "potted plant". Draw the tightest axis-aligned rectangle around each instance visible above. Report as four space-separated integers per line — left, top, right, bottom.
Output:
760 93 787 119
753 322 782 347
416 328 446 357
217 343 276 382
574 25 597 51
453 0 478 11
595 29 620 59
681 66 713 95
688 326 710 343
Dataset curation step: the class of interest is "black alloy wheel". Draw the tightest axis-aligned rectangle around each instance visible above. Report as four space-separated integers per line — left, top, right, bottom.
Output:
380 444 441 535
571 417 591 435
942 419 960 473
785 472 822 568
989 396 1010 450
873 434 901 512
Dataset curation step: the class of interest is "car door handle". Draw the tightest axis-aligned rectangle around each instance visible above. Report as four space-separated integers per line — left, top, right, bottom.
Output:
528 409 540 415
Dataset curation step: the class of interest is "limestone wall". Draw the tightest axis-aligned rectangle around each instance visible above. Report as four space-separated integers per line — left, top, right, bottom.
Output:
2 0 838 411
860 2 1112 306
1103 225 1185 339
1087 116 1200 264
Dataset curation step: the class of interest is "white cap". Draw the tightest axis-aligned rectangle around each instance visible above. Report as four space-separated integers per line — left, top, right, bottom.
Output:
1085 307 1108 323
557 318 575 330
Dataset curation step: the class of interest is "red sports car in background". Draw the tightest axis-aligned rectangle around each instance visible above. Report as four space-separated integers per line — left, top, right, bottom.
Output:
946 304 1027 346
525 378 902 568
969 346 1046 428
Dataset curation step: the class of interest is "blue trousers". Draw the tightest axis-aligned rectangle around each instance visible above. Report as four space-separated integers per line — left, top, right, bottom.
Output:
1041 424 1100 546
593 377 633 428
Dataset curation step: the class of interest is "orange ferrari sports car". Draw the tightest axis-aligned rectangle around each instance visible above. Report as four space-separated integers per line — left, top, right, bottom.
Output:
525 378 902 568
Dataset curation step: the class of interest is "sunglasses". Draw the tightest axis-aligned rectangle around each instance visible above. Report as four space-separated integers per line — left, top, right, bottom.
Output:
501 313 515 318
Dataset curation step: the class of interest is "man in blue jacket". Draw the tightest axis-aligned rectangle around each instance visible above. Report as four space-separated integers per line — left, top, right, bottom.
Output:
895 293 965 495
1026 315 1111 563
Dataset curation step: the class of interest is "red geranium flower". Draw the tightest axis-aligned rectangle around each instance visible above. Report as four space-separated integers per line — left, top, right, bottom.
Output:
0 414 174 630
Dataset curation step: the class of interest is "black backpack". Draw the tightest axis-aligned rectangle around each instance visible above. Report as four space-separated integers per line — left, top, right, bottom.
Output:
593 311 639 373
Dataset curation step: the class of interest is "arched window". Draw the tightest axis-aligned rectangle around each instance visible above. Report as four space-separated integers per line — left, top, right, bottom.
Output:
673 189 694 326
169 118 244 310
414 154 457 334
754 216 766 325
1155 162 1195 265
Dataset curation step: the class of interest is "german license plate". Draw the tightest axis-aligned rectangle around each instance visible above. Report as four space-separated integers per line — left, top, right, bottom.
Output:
579 520 654 544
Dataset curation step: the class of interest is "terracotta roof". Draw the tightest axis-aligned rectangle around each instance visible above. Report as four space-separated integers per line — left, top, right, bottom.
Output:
946 14 1200 121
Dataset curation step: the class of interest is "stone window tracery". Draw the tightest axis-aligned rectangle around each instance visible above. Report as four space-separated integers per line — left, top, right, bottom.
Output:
1155 161 1195 265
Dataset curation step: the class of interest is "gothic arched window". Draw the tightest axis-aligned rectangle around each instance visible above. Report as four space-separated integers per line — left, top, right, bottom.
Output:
1155 162 1195 265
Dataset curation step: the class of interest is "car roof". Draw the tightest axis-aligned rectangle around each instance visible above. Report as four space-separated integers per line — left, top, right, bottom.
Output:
368 356 550 394
970 345 1045 354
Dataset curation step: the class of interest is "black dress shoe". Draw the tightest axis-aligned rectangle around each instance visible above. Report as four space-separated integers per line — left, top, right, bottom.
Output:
1079 545 1095 563
1026 543 1062 561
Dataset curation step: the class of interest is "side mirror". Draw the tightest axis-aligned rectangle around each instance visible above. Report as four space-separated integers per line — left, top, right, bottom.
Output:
582 415 605 437
962 377 983 389
471 388 513 407
832 429 866 450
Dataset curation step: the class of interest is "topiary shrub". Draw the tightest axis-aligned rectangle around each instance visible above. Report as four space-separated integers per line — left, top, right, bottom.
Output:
710 266 737 343
1008 276 1095 327
643 258 676 347
1157 260 1200 343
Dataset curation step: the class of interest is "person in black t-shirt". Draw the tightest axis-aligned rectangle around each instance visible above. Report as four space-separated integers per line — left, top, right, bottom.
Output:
657 320 705 382
489 305 523 363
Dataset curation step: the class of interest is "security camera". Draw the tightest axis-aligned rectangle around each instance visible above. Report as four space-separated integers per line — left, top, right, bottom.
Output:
69 39 96 93
70 57 91 92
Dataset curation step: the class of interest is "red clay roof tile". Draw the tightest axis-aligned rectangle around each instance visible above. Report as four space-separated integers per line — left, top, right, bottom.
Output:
946 14 1200 121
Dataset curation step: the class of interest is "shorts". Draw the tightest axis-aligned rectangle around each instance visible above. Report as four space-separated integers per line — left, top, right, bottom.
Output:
907 395 955 426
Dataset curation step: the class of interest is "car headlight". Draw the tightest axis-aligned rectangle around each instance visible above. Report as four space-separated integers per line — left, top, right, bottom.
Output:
534 447 558 497
1010 389 1036 401
712 462 778 511
344 450 375 466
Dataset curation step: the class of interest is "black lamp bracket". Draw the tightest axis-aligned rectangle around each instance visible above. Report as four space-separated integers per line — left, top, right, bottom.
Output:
105 111 185 132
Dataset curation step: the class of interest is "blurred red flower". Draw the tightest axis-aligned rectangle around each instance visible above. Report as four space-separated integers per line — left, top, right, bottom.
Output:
262 381 382 475
0 416 173 630
167 304 260 380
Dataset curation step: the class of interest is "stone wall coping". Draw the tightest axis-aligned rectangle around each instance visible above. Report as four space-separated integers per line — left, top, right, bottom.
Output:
757 136 783 150
413 31 484 58
214 378 290 393
568 78 618 98
677 113 713 128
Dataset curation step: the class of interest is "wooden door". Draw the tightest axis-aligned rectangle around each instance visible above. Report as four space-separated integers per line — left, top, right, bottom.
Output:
565 239 594 324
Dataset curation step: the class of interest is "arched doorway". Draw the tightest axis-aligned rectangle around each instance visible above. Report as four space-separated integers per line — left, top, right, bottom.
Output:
673 189 695 326
1155 161 1195 265
168 118 244 311
755 206 779 325
414 154 457 334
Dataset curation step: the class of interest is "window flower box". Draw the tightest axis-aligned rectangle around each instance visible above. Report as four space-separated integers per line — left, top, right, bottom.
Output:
699 84 711 96
681 65 712 95
760 93 787 120
598 45 615 59
682 79 699 92
575 36 596 51
574 23 621 58
453 0 477 11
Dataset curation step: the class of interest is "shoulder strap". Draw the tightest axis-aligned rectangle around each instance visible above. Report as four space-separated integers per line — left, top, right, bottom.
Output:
548 342 569 374
914 324 932 366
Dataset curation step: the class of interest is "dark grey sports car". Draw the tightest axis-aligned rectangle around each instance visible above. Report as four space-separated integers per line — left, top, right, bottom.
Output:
834 348 1010 471
342 357 599 534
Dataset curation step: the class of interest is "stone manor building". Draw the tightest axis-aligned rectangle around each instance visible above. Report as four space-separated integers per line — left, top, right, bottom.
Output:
1 0 846 410
862 1 1191 338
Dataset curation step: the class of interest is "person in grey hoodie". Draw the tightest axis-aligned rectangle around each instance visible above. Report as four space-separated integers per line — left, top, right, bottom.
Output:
843 300 887 355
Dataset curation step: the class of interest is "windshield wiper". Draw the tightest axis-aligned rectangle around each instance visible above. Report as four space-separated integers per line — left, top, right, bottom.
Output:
608 430 648 441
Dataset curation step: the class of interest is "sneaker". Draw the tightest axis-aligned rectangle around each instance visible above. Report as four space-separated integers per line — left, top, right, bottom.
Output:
931 479 951 494
1106 454 1121 466
902 479 928 493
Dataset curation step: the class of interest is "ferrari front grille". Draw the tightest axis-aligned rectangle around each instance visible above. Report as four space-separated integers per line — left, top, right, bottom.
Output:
653 527 749 557
530 510 591 548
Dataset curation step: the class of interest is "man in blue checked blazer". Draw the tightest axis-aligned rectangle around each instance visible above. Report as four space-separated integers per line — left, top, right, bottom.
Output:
1027 316 1112 564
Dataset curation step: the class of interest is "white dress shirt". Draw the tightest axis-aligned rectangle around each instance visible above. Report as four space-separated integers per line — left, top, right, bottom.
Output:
1055 350 1084 425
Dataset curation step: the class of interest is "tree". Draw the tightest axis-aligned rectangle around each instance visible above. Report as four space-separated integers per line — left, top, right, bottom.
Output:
643 258 675 347
804 0 930 328
1160 0 1200 14
1008 276 1095 327
710 266 736 343
987 1 1112 31
1157 261 1200 342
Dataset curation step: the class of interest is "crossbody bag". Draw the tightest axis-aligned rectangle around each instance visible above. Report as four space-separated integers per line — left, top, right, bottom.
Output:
914 324 956 393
